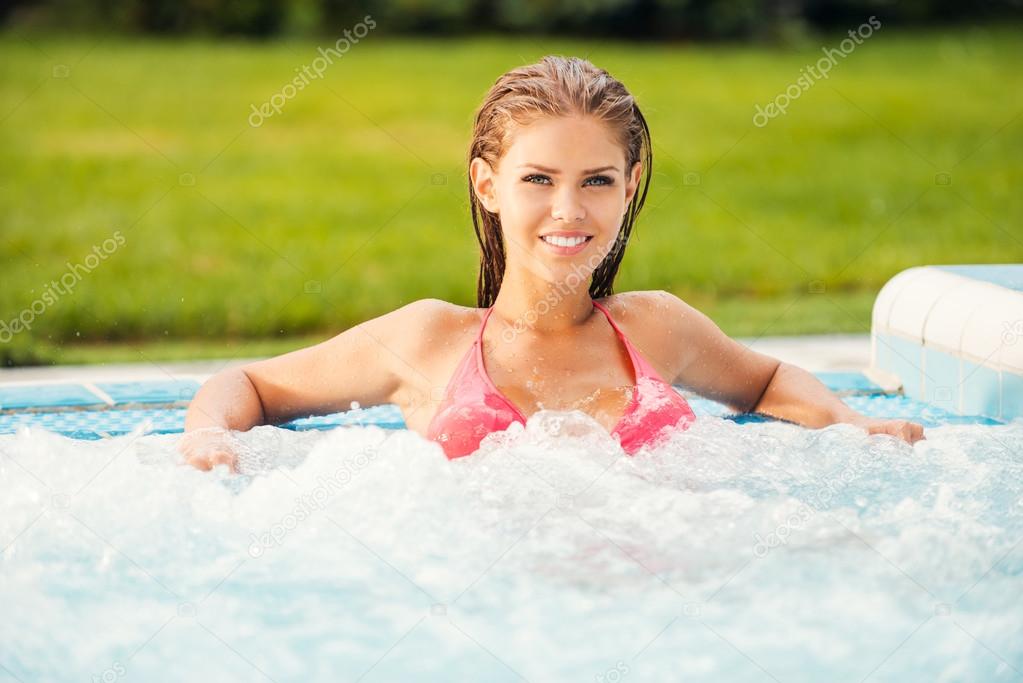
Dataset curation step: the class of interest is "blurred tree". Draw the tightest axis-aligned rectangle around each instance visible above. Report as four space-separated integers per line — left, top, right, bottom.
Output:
1 0 1021 40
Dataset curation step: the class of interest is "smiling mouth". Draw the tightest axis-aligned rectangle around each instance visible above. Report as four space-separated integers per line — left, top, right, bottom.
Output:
539 235 593 248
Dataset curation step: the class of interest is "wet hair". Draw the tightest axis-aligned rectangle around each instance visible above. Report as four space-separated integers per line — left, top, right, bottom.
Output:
467 55 653 308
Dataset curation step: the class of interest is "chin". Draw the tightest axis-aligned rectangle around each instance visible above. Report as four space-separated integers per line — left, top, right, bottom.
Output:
540 259 599 289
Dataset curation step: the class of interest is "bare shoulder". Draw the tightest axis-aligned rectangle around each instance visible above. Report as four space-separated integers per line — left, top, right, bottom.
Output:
596 290 709 378
369 297 483 362
597 290 698 333
382 298 482 336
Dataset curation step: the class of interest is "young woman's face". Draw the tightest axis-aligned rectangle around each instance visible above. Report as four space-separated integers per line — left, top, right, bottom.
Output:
470 115 642 285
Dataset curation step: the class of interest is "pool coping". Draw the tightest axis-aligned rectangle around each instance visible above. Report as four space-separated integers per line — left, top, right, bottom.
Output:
2 339 1009 437
0 335 888 413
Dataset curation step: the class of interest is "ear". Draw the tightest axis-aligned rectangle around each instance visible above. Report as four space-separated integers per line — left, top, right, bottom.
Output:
469 157 499 214
623 160 642 208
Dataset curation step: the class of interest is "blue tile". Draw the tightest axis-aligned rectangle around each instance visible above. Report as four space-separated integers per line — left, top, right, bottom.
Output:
0 393 1004 438
96 380 201 404
874 333 925 397
961 361 1001 421
922 347 960 413
814 372 885 394
0 384 104 410
841 394 999 426
283 405 406 431
0 407 186 436
874 333 895 376
1001 372 1023 421
884 335 924 400
937 265 1023 293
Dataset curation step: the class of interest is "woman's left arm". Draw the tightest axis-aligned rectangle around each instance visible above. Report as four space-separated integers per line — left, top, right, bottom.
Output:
644 291 925 445
751 362 925 443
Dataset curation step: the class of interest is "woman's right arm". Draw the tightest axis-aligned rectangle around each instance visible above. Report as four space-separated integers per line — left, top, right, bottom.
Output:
180 299 445 471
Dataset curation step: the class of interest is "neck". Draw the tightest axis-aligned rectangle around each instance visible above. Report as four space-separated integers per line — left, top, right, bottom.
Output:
489 268 595 334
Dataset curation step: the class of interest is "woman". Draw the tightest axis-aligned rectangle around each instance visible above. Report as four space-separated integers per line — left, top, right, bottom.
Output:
181 55 924 471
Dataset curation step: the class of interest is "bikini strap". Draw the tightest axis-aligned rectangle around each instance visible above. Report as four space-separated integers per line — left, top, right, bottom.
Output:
591 299 625 337
591 299 658 380
477 305 496 344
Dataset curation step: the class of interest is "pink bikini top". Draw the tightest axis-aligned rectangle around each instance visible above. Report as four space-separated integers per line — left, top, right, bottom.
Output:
427 299 696 458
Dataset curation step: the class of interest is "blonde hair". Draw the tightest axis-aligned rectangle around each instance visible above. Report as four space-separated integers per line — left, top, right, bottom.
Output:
468 55 653 307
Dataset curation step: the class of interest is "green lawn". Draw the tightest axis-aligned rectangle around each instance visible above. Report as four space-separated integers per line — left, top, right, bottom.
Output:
2 28 1021 365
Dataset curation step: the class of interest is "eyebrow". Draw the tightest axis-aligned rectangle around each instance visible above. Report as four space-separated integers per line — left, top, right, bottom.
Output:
518 164 619 175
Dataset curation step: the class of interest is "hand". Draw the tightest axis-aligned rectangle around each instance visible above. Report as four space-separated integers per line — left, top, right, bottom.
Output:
179 428 240 472
850 416 926 445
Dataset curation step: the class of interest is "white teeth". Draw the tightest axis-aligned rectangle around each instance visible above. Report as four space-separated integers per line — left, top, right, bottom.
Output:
542 235 588 248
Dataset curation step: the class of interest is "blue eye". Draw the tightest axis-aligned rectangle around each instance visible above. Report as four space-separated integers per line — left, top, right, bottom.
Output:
522 174 614 186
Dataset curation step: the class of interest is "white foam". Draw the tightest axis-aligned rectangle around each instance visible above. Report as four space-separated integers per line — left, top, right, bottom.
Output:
1 416 1021 681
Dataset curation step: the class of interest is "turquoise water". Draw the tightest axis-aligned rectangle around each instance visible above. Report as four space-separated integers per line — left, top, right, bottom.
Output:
1 392 1021 682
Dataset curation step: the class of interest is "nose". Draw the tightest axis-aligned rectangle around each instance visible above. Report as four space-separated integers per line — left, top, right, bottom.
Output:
551 186 586 223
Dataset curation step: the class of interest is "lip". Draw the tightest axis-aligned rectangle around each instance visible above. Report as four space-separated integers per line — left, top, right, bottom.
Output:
538 232 593 256
539 231 592 238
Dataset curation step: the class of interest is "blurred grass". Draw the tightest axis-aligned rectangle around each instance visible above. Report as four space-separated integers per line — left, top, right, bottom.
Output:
1 27 1021 366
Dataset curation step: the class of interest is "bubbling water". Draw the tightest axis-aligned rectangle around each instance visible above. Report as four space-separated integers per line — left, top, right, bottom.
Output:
1 413 1021 682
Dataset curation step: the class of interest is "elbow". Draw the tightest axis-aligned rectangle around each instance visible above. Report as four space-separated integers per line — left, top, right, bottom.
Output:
745 359 783 414
237 366 268 425
185 366 266 431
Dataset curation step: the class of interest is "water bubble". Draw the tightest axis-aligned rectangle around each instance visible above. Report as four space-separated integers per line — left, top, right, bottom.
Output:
1 419 1020 680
